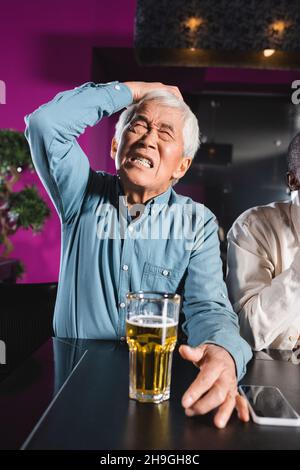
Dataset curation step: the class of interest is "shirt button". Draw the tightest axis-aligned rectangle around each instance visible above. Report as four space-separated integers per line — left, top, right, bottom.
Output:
122 264 129 271
221 293 227 298
120 302 126 308
114 84 121 91
128 225 134 232
162 269 169 277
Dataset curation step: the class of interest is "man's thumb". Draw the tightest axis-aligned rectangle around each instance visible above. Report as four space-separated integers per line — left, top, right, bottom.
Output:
179 344 205 365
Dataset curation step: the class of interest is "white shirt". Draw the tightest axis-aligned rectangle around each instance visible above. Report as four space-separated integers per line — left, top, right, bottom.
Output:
227 191 300 351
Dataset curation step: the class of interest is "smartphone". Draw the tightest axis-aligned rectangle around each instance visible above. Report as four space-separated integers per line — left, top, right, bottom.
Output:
239 385 300 426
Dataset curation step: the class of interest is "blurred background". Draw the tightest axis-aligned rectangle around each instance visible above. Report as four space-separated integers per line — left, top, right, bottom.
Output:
0 0 300 283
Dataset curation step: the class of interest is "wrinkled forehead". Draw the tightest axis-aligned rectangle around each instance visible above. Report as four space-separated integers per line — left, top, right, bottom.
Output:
132 100 184 127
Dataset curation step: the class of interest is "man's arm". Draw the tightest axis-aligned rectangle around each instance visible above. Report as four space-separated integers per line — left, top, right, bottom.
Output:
181 207 252 380
179 207 252 428
24 81 133 223
227 214 300 350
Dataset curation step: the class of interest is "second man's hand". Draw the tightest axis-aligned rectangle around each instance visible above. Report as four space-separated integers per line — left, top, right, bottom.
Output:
123 81 183 103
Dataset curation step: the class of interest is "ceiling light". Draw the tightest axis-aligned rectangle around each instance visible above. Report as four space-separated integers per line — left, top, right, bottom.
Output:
271 20 289 34
263 49 275 57
184 17 204 32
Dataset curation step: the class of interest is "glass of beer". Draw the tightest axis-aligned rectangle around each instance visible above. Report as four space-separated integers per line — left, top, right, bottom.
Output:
126 291 181 404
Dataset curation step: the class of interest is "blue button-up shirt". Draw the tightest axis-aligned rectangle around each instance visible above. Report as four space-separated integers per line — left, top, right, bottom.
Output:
24 81 252 380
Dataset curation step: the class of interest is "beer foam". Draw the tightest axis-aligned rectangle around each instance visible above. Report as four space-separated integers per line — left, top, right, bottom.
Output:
127 315 178 328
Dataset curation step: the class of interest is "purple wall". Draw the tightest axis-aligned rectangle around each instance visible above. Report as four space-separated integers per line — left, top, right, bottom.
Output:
0 0 298 283
0 0 137 282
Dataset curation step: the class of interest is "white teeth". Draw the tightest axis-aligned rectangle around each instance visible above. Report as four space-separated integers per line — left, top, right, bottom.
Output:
132 157 152 168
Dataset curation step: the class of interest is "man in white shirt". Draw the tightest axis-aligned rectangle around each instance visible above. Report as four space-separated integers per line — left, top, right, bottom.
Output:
227 132 300 351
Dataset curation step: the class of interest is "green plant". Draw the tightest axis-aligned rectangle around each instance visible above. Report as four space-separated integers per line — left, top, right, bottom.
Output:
0 129 50 277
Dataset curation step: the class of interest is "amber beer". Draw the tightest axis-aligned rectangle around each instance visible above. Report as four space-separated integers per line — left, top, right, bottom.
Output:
126 292 181 404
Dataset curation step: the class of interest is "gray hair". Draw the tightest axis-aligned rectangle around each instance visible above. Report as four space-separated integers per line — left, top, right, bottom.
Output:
114 89 201 161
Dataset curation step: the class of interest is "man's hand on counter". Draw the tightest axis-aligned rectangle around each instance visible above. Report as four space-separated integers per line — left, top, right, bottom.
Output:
179 343 250 428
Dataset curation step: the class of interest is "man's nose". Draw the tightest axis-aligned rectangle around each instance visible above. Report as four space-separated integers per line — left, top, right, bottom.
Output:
139 127 157 149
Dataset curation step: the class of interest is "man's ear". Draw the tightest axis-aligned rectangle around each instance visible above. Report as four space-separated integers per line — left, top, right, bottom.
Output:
172 157 192 180
287 171 300 191
110 137 118 161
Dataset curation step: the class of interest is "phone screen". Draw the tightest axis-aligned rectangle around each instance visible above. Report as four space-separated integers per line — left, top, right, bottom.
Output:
240 385 299 419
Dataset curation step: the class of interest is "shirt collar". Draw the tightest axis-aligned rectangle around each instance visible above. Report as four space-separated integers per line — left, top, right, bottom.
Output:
290 190 300 244
291 189 300 207
148 185 172 207
115 176 172 213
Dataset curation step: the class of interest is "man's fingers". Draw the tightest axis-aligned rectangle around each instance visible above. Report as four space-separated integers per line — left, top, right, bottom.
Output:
181 361 222 409
214 393 250 428
157 84 182 100
213 393 236 429
168 85 183 99
235 394 250 422
186 392 250 429
184 379 230 416
124 81 183 102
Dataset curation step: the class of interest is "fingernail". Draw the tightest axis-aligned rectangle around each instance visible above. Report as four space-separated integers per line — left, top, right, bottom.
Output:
183 396 194 408
217 418 226 429
185 408 195 417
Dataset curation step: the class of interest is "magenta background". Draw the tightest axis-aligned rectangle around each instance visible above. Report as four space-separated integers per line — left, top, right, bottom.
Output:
0 0 137 282
0 0 298 283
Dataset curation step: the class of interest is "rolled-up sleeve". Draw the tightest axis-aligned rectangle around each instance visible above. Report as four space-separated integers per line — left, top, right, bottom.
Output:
182 207 252 380
24 81 133 223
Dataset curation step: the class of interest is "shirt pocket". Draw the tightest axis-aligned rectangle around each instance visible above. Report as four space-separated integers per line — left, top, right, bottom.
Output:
140 261 184 293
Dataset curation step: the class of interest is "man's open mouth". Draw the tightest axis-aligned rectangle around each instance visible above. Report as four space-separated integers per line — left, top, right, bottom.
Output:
129 155 154 169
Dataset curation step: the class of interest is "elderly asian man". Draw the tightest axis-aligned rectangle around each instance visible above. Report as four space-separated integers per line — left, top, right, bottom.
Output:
24 80 251 428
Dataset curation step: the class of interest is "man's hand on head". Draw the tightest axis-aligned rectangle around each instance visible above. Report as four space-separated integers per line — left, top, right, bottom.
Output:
123 81 183 103
179 343 250 428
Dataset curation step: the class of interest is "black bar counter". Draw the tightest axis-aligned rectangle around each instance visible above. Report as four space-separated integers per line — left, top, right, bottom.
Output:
0 338 300 450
